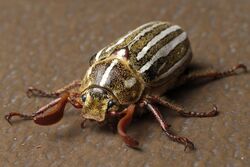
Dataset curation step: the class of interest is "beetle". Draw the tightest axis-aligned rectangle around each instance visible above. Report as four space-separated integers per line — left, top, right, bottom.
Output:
5 21 247 150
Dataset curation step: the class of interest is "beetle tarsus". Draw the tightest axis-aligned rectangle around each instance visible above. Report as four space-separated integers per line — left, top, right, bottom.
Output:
5 112 33 125
213 63 248 79
179 104 219 117
164 129 195 151
178 63 248 85
234 63 248 73
123 136 139 148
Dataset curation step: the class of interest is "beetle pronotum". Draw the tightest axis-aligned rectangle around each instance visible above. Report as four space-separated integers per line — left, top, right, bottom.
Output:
5 21 247 150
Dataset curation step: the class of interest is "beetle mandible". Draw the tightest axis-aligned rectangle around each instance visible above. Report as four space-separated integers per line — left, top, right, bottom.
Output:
5 21 247 150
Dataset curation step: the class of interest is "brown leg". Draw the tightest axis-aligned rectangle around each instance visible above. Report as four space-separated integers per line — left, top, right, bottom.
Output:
179 63 247 86
5 113 33 124
26 80 81 98
68 92 83 109
147 95 218 117
5 92 82 126
117 104 139 148
143 100 194 151
5 96 62 125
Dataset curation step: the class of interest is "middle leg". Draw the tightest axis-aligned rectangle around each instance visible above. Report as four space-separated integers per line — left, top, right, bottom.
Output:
146 95 218 117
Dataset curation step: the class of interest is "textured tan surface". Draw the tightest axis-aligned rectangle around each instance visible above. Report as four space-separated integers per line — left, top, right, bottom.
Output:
0 1 249 167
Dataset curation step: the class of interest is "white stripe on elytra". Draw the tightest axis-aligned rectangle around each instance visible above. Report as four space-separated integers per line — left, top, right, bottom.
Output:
99 59 119 86
105 22 157 53
128 22 165 49
157 45 190 73
153 48 191 82
136 25 181 61
95 48 105 61
139 32 187 73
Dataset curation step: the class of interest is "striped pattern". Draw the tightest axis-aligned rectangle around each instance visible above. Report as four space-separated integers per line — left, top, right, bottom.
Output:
136 25 181 61
94 21 157 62
139 32 187 73
99 59 118 86
128 22 165 49
92 21 191 84
153 47 191 82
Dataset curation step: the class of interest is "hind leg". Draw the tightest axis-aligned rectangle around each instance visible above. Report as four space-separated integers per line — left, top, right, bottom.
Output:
146 95 218 117
178 63 247 86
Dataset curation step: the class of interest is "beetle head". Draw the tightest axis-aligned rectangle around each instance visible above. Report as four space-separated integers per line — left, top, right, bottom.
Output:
81 87 119 122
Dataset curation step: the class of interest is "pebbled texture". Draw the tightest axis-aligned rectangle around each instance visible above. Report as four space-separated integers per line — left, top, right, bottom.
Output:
0 0 249 167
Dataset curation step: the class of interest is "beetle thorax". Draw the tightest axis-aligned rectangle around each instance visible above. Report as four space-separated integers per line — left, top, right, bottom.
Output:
80 57 145 105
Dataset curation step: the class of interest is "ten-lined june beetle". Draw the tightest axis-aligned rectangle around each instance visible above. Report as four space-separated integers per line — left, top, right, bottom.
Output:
5 21 247 150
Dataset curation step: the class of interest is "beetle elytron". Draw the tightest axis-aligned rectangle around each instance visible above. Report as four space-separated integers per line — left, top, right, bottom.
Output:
5 21 247 150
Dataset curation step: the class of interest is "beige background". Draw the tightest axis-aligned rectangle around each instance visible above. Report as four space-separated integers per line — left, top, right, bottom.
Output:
0 0 249 167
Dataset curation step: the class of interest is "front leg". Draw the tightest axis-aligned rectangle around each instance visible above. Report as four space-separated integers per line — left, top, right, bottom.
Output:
5 92 82 125
117 104 139 148
27 80 81 98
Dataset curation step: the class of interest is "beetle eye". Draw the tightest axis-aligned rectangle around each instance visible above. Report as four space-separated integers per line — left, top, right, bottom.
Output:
107 100 115 108
81 94 87 102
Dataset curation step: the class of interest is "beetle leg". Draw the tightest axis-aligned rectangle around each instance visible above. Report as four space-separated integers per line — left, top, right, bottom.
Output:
178 63 247 86
26 79 81 98
143 100 194 151
68 92 83 109
5 112 33 125
5 92 81 126
117 104 139 148
147 95 218 117
5 93 68 125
